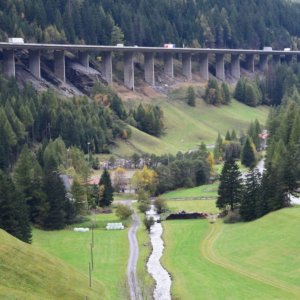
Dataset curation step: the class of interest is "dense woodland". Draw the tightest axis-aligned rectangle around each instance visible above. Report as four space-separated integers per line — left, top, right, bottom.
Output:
1 0 300 49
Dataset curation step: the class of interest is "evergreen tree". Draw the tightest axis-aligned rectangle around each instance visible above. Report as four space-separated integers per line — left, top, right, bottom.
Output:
0 171 31 243
187 86 196 107
221 82 231 104
240 169 261 221
225 130 232 141
43 172 66 230
217 159 243 211
241 136 256 168
99 169 114 207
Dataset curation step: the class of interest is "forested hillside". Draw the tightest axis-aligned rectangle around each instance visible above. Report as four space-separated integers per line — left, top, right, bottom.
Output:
1 0 300 49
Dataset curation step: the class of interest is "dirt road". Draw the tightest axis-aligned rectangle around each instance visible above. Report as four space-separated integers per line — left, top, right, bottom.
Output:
127 210 142 300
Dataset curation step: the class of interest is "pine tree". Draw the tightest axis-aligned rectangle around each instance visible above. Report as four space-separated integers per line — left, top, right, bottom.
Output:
44 172 66 230
99 169 113 207
241 136 256 168
240 169 261 221
217 159 243 211
0 171 31 243
225 130 232 141
187 86 196 107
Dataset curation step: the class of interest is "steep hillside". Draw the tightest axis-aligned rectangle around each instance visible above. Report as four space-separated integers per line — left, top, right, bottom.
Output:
0 229 104 299
112 96 269 156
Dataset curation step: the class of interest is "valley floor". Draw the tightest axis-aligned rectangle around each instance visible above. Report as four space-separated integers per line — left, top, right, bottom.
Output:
162 204 300 300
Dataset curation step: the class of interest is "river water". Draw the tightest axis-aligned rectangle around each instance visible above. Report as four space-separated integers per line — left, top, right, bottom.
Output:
146 205 172 300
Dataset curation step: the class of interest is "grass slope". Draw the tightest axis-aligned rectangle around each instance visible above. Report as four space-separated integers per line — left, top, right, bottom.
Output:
33 213 129 300
162 208 300 299
166 199 219 214
0 229 104 300
114 97 269 156
161 182 219 199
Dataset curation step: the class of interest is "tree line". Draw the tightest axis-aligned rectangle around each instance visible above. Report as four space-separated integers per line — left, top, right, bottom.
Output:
1 0 300 49
218 69 300 222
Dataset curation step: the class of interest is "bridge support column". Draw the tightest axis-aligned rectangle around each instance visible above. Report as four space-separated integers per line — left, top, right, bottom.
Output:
54 50 65 82
182 53 192 80
246 54 255 72
285 55 293 65
3 49 15 78
273 54 281 65
164 53 174 78
259 54 268 72
124 52 134 90
101 52 112 84
78 51 89 68
216 54 225 81
199 53 209 81
144 52 155 85
230 54 240 79
29 50 41 79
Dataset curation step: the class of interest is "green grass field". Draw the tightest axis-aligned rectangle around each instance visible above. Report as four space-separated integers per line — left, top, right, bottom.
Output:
162 207 300 300
161 182 219 199
166 199 219 214
113 96 269 156
0 229 104 299
33 213 129 300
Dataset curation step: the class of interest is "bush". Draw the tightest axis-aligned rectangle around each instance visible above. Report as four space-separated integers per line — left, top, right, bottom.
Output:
138 200 151 213
115 204 133 220
153 198 168 214
143 216 155 232
223 209 241 224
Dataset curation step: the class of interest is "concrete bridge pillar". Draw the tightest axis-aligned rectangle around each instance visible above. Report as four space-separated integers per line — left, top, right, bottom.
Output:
144 52 155 85
3 49 15 77
124 52 134 90
246 54 255 72
216 54 225 81
230 54 240 79
29 50 41 79
164 53 174 78
182 53 192 80
54 50 65 82
259 54 268 72
285 55 293 65
199 53 209 81
101 52 113 84
78 51 89 68
273 54 281 65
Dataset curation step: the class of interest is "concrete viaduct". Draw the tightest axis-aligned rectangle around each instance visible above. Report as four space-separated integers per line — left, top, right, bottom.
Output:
0 42 299 89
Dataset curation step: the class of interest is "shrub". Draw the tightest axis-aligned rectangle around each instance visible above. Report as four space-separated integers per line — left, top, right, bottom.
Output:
153 198 168 214
115 204 133 220
143 216 155 232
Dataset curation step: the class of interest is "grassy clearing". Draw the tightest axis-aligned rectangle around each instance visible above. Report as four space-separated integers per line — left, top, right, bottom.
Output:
115 96 269 156
214 207 300 290
161 182 219 199
162 217 297 300
33 213 129 300
162 207 300 299
166 199 219 214
0 229 104 300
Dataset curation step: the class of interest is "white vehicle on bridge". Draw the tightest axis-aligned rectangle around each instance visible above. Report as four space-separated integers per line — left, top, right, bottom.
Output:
284 48 291 51
8 37 24 44
263 46 272 51
164 44 176 48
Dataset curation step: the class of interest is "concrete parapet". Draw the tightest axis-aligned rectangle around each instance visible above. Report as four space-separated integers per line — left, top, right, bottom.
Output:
3 49 15 78
144 52 155 85
78 51 89 68
182 53 192 80
54 50 65 82
199 53 209 81
246 54 255 72
101 52 112 84
231 54 240 79
259 54 268 72
164 53 174 78
29 50 41 79
216 54 225 81
124 52 134 90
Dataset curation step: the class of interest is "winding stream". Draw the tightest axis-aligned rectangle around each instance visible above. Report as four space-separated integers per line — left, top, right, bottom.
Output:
146 205 172 300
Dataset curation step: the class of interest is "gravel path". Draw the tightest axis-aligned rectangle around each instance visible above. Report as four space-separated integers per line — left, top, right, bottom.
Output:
127 210 142 300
